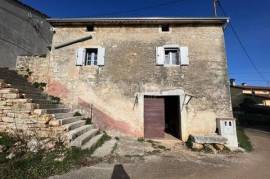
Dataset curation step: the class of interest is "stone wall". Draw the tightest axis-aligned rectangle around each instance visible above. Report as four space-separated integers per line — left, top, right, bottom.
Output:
0 79 65 140
16 24 233 140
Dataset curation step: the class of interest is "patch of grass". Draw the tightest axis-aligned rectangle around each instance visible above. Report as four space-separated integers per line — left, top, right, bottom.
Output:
237 128 253 152
0 133 108 178
32 82 47 90
0 133 17 163
114 136 120 141
73 112 82 116
137 137 144 142
0 145 101 178
48 95 61 104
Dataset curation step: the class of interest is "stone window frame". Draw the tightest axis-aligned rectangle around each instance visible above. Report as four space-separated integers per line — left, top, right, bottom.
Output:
162 44 181 67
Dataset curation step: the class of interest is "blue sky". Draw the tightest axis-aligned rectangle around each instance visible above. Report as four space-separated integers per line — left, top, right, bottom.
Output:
22 0 270 86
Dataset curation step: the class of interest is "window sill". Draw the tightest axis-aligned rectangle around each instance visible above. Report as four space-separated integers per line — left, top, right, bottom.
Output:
163 64 180 67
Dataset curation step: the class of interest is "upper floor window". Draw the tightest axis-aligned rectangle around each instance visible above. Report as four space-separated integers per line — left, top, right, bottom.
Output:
164 48 180 65
86 25 95 32
156 45 189 66
85 48 98 65
76 47 105 66
160 24 171 32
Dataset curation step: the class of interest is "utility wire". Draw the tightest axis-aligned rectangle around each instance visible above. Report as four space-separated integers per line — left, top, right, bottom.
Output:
217 1 268 84
94 0 188 16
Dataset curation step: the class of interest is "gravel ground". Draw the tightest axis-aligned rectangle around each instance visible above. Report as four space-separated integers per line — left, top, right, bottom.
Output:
51 128 270 179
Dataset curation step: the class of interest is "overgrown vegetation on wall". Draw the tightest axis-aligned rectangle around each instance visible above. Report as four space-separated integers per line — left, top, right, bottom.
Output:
0 132 111 178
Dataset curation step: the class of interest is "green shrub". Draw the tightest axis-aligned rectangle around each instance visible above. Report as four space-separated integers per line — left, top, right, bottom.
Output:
48 96 61 104
33 82 47 90
137 137 144 142
237 128 253 152
73 112 82 116
82 118 92 125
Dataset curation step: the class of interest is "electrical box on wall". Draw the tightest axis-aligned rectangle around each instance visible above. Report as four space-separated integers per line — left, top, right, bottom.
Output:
217 118 238 148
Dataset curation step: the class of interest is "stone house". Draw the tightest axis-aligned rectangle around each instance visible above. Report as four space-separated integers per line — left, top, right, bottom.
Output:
230 80 270 107
16 17 237 146
0 0 53 69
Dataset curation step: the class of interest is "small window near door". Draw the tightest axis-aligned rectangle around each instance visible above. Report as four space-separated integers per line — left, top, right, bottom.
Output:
85 48 98 65
164 48 180 65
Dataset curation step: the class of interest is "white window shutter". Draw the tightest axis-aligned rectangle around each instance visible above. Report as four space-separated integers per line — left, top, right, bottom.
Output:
97 47 105 66
76 48 86 66
180 47 189 65
156 47 165 65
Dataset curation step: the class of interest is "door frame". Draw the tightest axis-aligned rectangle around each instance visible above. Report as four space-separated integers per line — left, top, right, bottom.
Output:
137 88 189 140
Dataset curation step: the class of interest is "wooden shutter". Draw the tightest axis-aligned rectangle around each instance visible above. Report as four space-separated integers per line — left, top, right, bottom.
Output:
97 47 105 66
156 47 165 65
180 47 189 65
76 48 86 66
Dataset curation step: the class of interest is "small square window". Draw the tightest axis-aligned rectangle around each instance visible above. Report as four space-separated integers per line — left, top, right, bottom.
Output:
161 25 170 32
85 48 98 65
86 25 94 32
164 48 180 65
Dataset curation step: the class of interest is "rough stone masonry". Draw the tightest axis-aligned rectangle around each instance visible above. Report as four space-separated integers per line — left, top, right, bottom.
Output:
16 18 234 142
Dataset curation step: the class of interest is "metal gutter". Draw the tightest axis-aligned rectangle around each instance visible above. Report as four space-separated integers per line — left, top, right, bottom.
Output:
47 17 230 26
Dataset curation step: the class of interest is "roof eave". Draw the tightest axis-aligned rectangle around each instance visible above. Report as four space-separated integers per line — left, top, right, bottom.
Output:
47 17 230 26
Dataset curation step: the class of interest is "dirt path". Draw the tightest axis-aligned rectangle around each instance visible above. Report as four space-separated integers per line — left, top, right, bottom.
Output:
51 129 270 179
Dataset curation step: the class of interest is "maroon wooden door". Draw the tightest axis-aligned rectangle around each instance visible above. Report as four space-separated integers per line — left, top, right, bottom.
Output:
144 96 165 138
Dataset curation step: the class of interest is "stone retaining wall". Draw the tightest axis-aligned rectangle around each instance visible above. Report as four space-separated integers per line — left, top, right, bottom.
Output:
0 79 66 141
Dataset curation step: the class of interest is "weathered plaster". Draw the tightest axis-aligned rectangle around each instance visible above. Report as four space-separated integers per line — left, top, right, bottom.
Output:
16 24 233 140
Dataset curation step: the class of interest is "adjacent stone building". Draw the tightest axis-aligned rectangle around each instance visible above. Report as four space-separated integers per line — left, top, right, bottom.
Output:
16 17 237 145
0 0 53 69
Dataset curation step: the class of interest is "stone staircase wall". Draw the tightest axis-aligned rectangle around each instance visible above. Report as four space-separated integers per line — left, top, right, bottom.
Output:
0 78 66 141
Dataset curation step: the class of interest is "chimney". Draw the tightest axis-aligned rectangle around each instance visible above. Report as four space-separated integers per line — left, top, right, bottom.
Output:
230 79 236 86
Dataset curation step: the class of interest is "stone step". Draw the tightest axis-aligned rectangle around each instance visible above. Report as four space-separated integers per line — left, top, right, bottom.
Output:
92 139 117 157
59 116 82 125
81 133 104 150
0 77 29 83
34 108 70 114
38 103 65 109
31 99 55 105
66 125 94 141
46 108 71 114
63 120 86 131
0 88 18 94
22 93 48 99
15 86 42 92
70 128 99 147
0 93 21 99
53 112 74 119
18 89 43 94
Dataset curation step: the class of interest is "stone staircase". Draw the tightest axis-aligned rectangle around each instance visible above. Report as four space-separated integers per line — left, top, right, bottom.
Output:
0 68 116 154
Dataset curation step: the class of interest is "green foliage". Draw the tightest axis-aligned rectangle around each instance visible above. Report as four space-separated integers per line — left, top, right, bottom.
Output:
0 133 17 163
32 82 47 90
237 128 253 152
26 68 33 76
137 137 144 142
82 118 92 125
0 147 98 179
48 95 61 104
73 112 82 116
0 132 108 178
